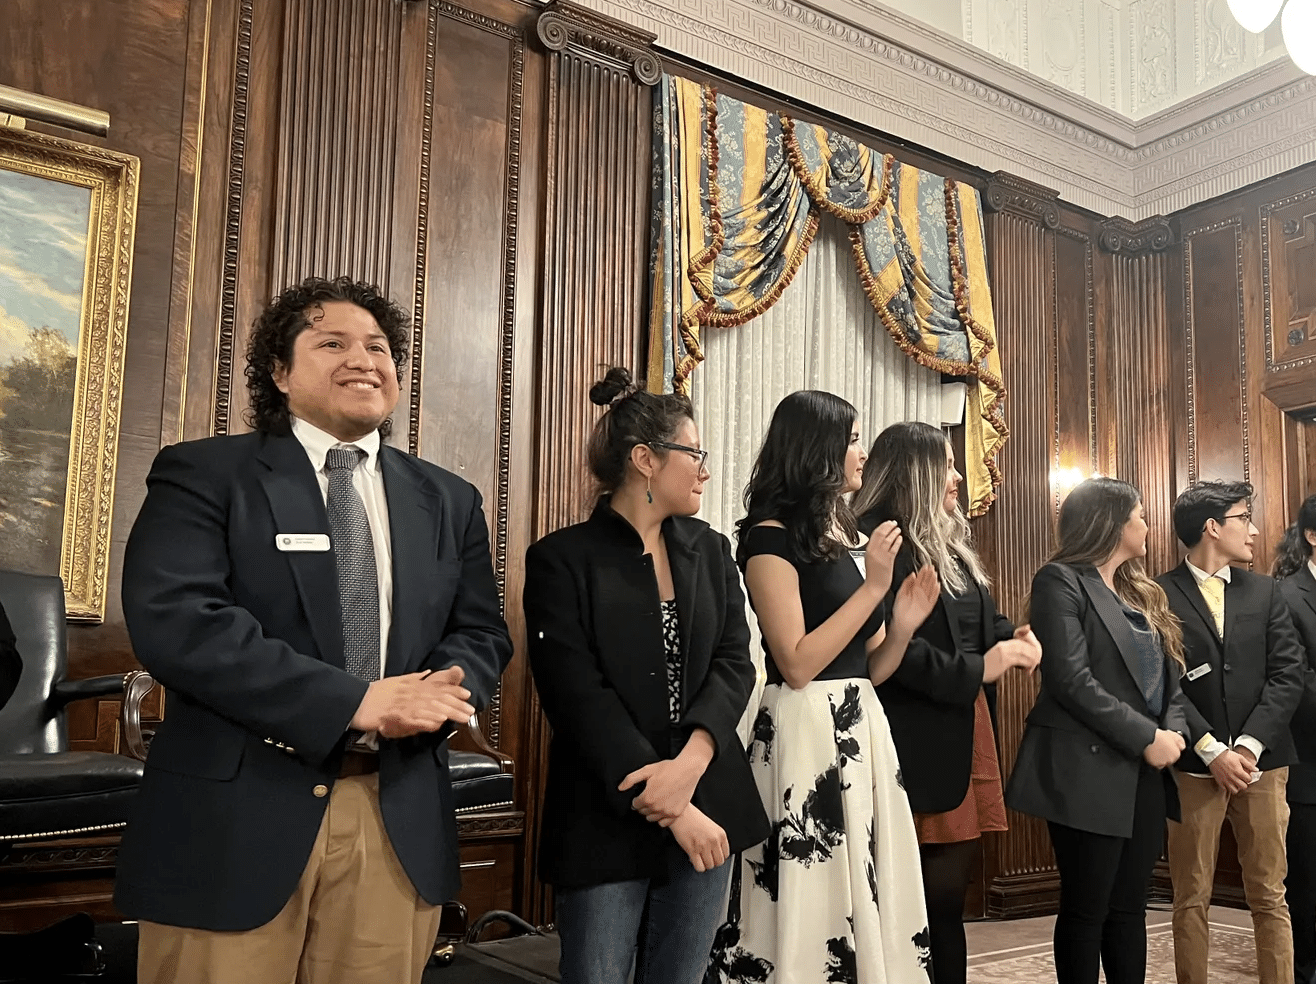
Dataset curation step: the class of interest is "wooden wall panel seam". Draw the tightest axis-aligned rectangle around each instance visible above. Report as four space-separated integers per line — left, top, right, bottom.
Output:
407 0 437 458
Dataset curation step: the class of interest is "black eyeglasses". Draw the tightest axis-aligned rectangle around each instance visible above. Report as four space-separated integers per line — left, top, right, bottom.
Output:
650 441 708 470
1220 511 1252 524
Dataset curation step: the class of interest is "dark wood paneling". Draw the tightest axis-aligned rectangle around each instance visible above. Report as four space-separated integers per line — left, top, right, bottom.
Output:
521 1 657 924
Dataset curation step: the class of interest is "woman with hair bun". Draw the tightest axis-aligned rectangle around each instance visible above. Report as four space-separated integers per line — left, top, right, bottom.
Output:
523 368 769 984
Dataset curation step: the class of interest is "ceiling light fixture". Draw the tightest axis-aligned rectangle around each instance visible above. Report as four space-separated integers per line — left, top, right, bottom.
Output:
1226 0 1316 74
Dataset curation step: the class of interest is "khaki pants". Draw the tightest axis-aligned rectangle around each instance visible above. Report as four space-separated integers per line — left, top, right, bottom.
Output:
1168 768 1292 984
137 774 441 984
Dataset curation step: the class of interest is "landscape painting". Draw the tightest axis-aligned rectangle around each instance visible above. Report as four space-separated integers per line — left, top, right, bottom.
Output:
0 167 92 580
0 126 138 621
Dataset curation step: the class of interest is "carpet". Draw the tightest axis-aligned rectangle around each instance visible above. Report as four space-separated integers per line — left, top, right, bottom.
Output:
967 923 1257 984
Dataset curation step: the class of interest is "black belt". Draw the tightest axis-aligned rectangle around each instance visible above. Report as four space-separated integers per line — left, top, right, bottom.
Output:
338 750 380 778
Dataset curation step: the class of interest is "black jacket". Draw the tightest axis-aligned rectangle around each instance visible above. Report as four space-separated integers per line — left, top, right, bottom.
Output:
116 432 512 930
524 501 769 888
1279 565 1316 803
1158 562 1304 774
1006 563 1188 837
859 513 1012 814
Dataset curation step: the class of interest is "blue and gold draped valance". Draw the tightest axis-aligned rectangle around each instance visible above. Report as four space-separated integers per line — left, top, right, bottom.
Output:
649 76 1007 516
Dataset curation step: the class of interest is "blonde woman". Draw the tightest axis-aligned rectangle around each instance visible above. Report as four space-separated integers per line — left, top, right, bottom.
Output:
853 421 1040 984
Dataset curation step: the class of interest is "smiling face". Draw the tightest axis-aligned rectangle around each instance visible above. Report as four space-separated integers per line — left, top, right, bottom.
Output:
942 441 963 515
271 301 400 442
843 425 867 493
648 417 709 517
1117 500 1149 563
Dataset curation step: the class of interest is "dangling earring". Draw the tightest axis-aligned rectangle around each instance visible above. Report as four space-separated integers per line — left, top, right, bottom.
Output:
646 477 653 505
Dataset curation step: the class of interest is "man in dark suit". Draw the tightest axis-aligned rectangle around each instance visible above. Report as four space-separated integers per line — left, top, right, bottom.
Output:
1158 480 1305 984
117 277 513 984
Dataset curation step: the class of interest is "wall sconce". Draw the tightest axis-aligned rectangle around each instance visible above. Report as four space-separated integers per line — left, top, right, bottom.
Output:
1050 467 1105 500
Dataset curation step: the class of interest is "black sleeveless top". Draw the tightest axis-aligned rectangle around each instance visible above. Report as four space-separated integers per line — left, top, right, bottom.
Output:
739 525 885 684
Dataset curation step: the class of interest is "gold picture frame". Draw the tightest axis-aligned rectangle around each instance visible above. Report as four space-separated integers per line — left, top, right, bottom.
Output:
0 124 138 622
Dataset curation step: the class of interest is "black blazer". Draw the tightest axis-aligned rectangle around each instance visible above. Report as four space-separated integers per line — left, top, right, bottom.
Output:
115 431 513 931
859 514 1012 814
1005 563 1188 838
523 501 769 889
0 601 18 712
1279 566 1316 803
1158 562 1304 773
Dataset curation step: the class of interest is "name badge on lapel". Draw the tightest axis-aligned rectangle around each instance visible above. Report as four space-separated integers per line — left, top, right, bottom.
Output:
1185 663 1212 682
276 533 331 552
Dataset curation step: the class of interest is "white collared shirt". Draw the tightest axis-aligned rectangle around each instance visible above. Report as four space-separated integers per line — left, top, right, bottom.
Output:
290 416 393 679
1307 558 1316 583
1183 557 1265 772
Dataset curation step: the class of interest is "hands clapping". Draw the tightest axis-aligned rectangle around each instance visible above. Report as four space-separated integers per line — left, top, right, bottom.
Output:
350 665 475 739
863 520 902 599
982 625 1042 683
890 565 939 636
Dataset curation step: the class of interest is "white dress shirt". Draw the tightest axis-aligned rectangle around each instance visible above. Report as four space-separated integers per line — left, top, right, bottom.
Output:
291 416 393 680
1184 559 1265 773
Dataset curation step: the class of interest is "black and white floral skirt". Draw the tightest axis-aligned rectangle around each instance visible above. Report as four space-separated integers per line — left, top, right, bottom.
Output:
706 679 932 984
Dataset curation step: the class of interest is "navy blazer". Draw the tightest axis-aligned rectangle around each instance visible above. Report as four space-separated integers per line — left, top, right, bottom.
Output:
1158 562 1304 774
115 430 512 931
524 501 769 888
1006 563 1188 838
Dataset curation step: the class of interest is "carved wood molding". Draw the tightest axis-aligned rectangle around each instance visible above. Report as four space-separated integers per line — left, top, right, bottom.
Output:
1262 186 1316 376
536 0 661 84
457 811 525 839
1098 215 1175 256
0 838 120 874
213 0 254 436
982 171 1060 230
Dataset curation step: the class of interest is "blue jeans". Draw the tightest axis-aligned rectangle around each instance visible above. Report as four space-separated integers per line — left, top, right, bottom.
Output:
555 842 732 984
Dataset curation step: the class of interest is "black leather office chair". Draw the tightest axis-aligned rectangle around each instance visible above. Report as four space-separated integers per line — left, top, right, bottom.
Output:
0 569 154 978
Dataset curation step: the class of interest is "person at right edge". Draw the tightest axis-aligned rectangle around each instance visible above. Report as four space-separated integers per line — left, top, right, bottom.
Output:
1272 492 1316 984
1158 480 1305 984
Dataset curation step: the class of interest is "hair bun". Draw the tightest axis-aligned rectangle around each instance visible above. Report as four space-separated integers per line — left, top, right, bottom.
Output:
588 367 635 407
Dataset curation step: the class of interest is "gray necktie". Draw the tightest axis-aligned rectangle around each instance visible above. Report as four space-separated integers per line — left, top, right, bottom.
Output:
325 446 379 682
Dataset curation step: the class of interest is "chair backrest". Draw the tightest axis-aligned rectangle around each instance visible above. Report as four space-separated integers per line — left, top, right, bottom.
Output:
0 569 68 754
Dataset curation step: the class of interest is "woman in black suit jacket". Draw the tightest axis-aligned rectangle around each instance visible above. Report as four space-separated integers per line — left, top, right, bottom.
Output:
523 369 768 984
1006 477 1190 984
1272 494 1316 984
853 421 1040 984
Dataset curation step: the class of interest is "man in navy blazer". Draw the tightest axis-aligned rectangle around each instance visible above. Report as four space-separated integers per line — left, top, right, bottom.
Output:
116 277 512 984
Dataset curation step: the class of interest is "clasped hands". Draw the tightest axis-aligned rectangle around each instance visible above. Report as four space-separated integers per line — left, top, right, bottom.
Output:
618 732 729 873
350 665 474 739
1208 745 1257 794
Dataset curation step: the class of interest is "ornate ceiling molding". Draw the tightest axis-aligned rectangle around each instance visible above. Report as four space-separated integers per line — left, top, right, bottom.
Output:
575 0 1316 218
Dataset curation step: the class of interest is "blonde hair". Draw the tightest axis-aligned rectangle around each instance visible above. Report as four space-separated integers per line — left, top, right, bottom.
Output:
852 422 989 595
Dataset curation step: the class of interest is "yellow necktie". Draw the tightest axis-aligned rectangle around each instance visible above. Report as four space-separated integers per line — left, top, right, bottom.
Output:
1199 574 1225 637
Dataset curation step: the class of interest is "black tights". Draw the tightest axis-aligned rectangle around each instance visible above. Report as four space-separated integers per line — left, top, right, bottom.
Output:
919 839 980 984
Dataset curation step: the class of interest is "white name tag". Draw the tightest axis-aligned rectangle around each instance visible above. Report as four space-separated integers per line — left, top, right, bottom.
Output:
275 533 330 552
1185 663 1212 681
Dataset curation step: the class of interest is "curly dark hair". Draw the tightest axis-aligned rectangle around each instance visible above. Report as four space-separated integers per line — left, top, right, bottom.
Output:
244 276 411 436
735 390 859 566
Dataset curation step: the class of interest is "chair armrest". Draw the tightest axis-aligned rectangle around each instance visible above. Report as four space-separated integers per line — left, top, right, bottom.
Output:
466 714 513 775
49 670 156 762
51 674 131 706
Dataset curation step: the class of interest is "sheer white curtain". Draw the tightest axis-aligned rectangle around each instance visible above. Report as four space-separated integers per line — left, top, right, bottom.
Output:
689 214 945 739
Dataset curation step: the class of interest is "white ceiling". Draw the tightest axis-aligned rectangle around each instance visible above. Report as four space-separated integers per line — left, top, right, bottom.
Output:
872 0 1291 119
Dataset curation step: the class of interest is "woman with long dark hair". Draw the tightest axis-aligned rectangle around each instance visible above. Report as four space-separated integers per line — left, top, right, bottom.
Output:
1006 478 1189 984
851 422 1040 984
706 391 939 984
523 368 769 984
1272 494 1316 984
